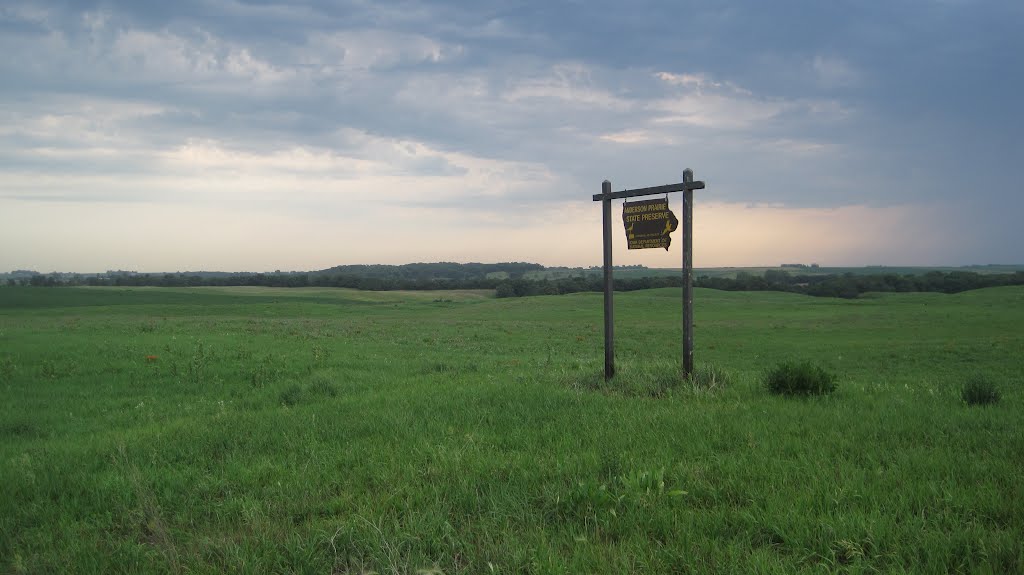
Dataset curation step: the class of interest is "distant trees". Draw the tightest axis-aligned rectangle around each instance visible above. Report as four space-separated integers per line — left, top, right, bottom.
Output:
29 274 59 287
492 269 1024 299
5 263 529 292
7 264 1024 301
699 270 1024 299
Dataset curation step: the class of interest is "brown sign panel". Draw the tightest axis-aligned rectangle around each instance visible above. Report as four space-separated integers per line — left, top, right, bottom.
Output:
622 198 679 250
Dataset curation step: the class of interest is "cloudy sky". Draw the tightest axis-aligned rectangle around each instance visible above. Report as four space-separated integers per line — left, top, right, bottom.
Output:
1 0 1021 272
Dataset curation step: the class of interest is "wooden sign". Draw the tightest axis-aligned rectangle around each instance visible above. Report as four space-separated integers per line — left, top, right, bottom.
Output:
622 198 678 250
594 170 705 379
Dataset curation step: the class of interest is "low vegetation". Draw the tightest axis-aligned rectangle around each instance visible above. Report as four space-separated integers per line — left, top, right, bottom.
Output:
961 375 1002 406
1 285 1021 573
687 363 731 393
762 360 838 396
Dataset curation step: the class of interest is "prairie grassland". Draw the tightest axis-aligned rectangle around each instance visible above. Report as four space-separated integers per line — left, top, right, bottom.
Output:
1 286 1021 574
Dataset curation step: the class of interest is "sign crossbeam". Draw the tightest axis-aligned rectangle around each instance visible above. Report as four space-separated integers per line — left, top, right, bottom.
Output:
592 180 704 202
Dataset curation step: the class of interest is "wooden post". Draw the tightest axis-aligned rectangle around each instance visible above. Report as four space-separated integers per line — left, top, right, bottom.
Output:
601 180 615 379
682 169 694 378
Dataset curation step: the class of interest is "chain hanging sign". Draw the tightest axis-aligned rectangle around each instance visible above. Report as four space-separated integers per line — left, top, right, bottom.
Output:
622 197 678 250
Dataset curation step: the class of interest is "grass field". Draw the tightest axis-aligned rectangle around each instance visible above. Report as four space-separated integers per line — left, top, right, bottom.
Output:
1 285 1021 574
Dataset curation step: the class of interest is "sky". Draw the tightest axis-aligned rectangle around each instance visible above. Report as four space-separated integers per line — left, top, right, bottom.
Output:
1 0 1021 272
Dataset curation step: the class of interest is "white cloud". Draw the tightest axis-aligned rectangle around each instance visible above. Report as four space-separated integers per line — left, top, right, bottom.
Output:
303 30 463 71
0 97 168 145
756 138 835 155
1 123 561 211
650 70 853 131
651 70 802 130
0 2 50 25
599 130 656 144
655 71 720 90
503 63 632 111
108 28 295 88
649 92 789 129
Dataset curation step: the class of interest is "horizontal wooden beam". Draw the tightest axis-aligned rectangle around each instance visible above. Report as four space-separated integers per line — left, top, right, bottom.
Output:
592 180 705 201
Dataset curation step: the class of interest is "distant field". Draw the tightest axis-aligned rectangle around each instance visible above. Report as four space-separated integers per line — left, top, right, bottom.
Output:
1 286 1021 573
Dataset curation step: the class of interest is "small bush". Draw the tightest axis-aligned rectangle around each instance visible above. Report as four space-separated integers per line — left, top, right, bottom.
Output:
763 361 836 396
962 376 1000 406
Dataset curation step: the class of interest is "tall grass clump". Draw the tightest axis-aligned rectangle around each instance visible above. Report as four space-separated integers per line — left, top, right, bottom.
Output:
763 360 836 396
279 383 304 407
688 364 731 393
961 375 1000 406
563 360 686 397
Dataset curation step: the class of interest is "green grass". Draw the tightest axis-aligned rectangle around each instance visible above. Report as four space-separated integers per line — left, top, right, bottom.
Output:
1 285 1021 573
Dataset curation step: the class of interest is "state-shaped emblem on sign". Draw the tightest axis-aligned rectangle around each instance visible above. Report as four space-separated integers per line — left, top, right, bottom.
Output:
621 198 679 250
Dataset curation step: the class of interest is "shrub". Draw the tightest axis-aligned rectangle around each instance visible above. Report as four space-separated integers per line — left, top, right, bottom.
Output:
763 360 836 396
961 376 1000 406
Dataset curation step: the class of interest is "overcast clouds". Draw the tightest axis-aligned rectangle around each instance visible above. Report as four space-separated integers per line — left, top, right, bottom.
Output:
1 0 1021 272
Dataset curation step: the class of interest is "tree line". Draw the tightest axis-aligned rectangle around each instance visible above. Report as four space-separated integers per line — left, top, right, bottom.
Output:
5 262 541 290
697 270 1024 298
492 270 1024 298
6 266 1024 299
